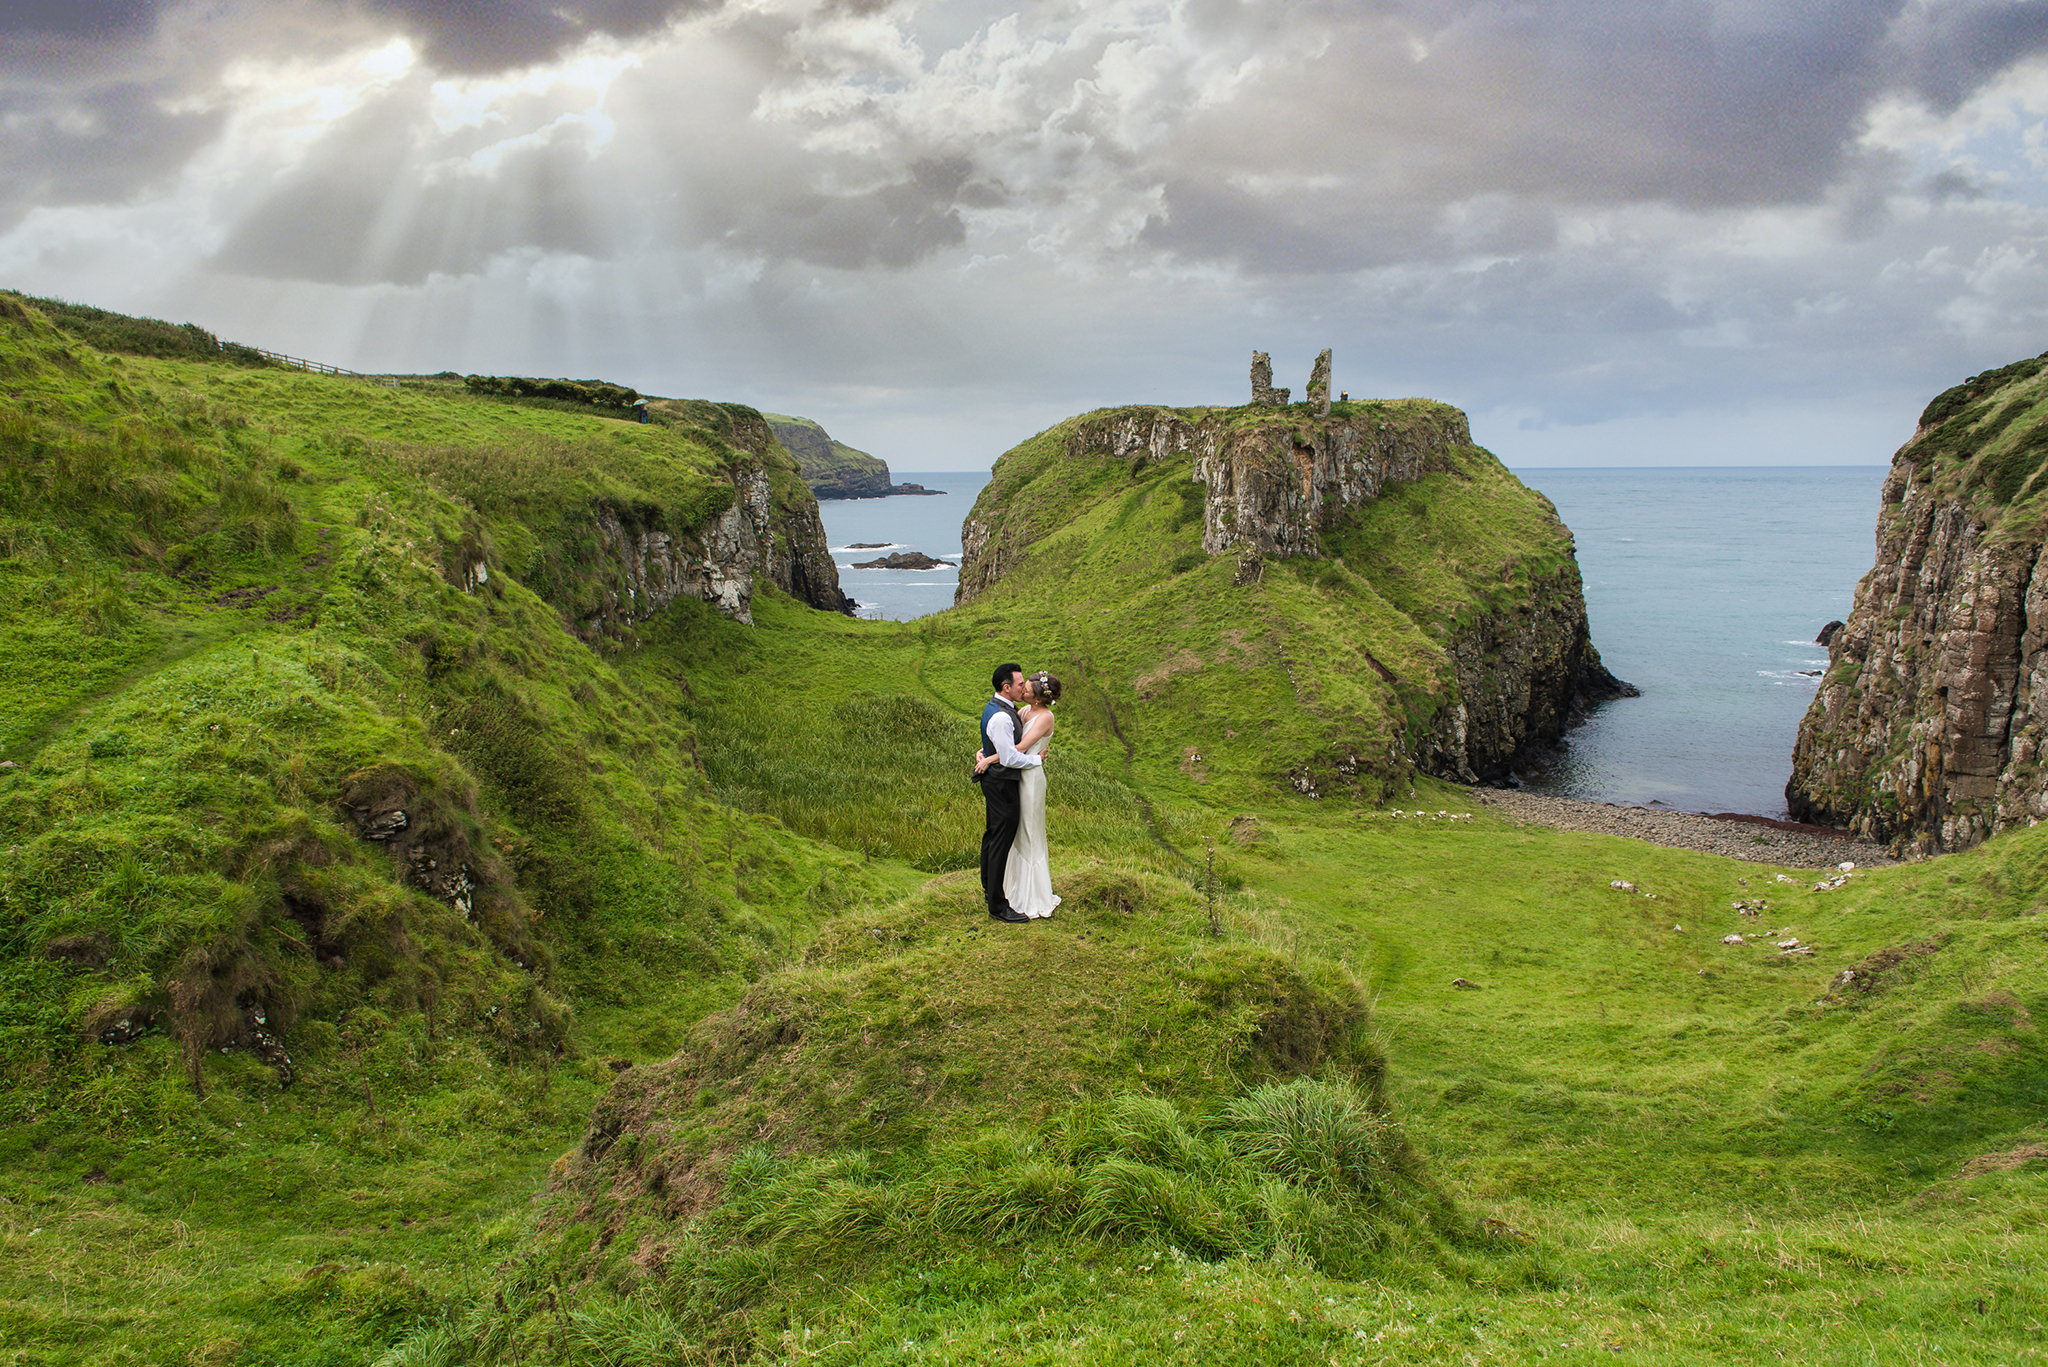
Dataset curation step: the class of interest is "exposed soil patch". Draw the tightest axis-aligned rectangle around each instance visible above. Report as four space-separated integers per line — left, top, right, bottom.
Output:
1830 936 1950 998
1134 648 1205 700
1957 1143 2048 1178
215 584 278 609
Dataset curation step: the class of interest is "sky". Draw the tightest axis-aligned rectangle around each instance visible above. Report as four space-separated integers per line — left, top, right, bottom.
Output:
5 2 2048 470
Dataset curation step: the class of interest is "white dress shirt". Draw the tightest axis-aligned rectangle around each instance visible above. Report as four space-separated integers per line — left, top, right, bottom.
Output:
985 697 1044 769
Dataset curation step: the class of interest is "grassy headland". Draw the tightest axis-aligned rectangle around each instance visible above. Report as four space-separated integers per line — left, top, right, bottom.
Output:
762 414 893 500
0 295 2043 1364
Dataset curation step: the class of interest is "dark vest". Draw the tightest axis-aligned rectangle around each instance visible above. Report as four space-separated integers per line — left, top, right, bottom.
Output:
978 696 1023 783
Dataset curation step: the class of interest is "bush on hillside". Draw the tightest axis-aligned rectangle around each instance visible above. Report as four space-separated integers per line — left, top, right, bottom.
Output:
463 374 642 411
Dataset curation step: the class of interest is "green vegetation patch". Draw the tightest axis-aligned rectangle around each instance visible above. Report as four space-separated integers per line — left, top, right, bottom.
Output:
9 293 2048 1366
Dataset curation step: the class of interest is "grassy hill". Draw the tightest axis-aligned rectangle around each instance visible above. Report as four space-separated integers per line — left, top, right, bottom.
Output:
949 400 1623 794
0 296 2044 1365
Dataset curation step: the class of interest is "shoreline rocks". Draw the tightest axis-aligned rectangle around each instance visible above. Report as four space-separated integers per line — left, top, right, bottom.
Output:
1467 789 1897 868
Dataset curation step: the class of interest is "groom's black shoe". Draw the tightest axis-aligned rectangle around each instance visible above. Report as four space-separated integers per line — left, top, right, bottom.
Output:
989 906 1030 923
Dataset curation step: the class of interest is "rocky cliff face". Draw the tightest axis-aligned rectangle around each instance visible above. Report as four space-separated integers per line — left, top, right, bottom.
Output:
1413 562 1631 784
1788 353 2048 855
572 407 851 632
956 400 1630 788
957 404 1468 598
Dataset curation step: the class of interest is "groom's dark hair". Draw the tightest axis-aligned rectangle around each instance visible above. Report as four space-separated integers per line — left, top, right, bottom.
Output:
992 662 1023 692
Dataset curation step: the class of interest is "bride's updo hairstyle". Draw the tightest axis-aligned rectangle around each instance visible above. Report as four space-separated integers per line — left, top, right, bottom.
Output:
1031 671 1062 704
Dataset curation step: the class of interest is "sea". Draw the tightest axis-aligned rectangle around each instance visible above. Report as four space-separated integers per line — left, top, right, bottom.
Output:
817 472 992 625
816 465 1891 819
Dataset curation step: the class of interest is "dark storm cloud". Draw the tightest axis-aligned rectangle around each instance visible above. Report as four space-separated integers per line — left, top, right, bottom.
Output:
1 0 723 73
6 0 157 41
1130 0 2048 274
1886 0 2048 110
349 0 718 74
0 82 224 231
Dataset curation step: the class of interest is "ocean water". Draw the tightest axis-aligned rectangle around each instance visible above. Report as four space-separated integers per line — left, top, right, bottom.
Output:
1515 466 1890 817
816 472 992 622
817 464 1890 818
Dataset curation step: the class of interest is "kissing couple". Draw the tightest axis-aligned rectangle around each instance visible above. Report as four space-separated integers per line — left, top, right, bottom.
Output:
972 661 1063 923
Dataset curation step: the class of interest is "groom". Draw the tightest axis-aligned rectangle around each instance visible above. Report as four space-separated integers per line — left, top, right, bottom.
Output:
975 661 1043 924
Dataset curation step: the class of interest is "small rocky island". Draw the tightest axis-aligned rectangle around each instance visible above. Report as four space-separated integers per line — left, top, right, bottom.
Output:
851 550 954 569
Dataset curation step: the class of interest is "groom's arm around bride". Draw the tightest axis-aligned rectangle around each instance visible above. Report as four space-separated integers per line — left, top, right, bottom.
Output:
976 662 1040 923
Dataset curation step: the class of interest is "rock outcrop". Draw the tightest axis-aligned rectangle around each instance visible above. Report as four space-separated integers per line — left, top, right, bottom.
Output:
578 405 851 630
1788 352 2048 856
956 398 1631 788
851 550 953 569
958 402 1470 575
1412 564 1634 785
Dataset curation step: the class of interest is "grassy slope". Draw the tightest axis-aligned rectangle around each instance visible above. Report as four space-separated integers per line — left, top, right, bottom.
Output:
0 299 2044 1364
554 593 2048 1366
1899 352 2048 526
0 301 897 1365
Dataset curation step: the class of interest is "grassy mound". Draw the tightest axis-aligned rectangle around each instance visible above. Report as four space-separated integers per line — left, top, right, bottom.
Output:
558 867 1390 1214
469 866 1463 1362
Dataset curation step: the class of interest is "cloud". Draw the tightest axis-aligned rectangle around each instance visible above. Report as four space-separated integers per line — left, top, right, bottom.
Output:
6 0 158 42
10 0 2048 474
0 82 225 229
1 0 720 72
349 0 715 74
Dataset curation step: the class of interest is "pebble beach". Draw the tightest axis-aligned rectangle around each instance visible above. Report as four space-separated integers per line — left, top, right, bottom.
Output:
1465 789 1897 869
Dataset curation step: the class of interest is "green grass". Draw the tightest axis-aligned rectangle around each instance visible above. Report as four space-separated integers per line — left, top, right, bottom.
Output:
4 294 2048 1364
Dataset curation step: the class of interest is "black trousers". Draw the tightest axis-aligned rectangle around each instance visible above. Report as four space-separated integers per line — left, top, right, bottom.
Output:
979 774 1022 913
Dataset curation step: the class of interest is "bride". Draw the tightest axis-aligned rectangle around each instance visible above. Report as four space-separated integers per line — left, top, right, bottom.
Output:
974 671 1061 918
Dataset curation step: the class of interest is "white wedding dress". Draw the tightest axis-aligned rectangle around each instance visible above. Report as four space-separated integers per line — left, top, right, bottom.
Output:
1003 733 1060 919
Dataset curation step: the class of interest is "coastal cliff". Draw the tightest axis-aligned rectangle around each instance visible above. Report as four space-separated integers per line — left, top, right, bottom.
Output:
1788 354 2048 855
582 403 851 630
954 399 1629 792
763 411 937 500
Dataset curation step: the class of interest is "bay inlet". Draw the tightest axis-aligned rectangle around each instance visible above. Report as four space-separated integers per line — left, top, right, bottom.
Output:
818 465 1888 818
